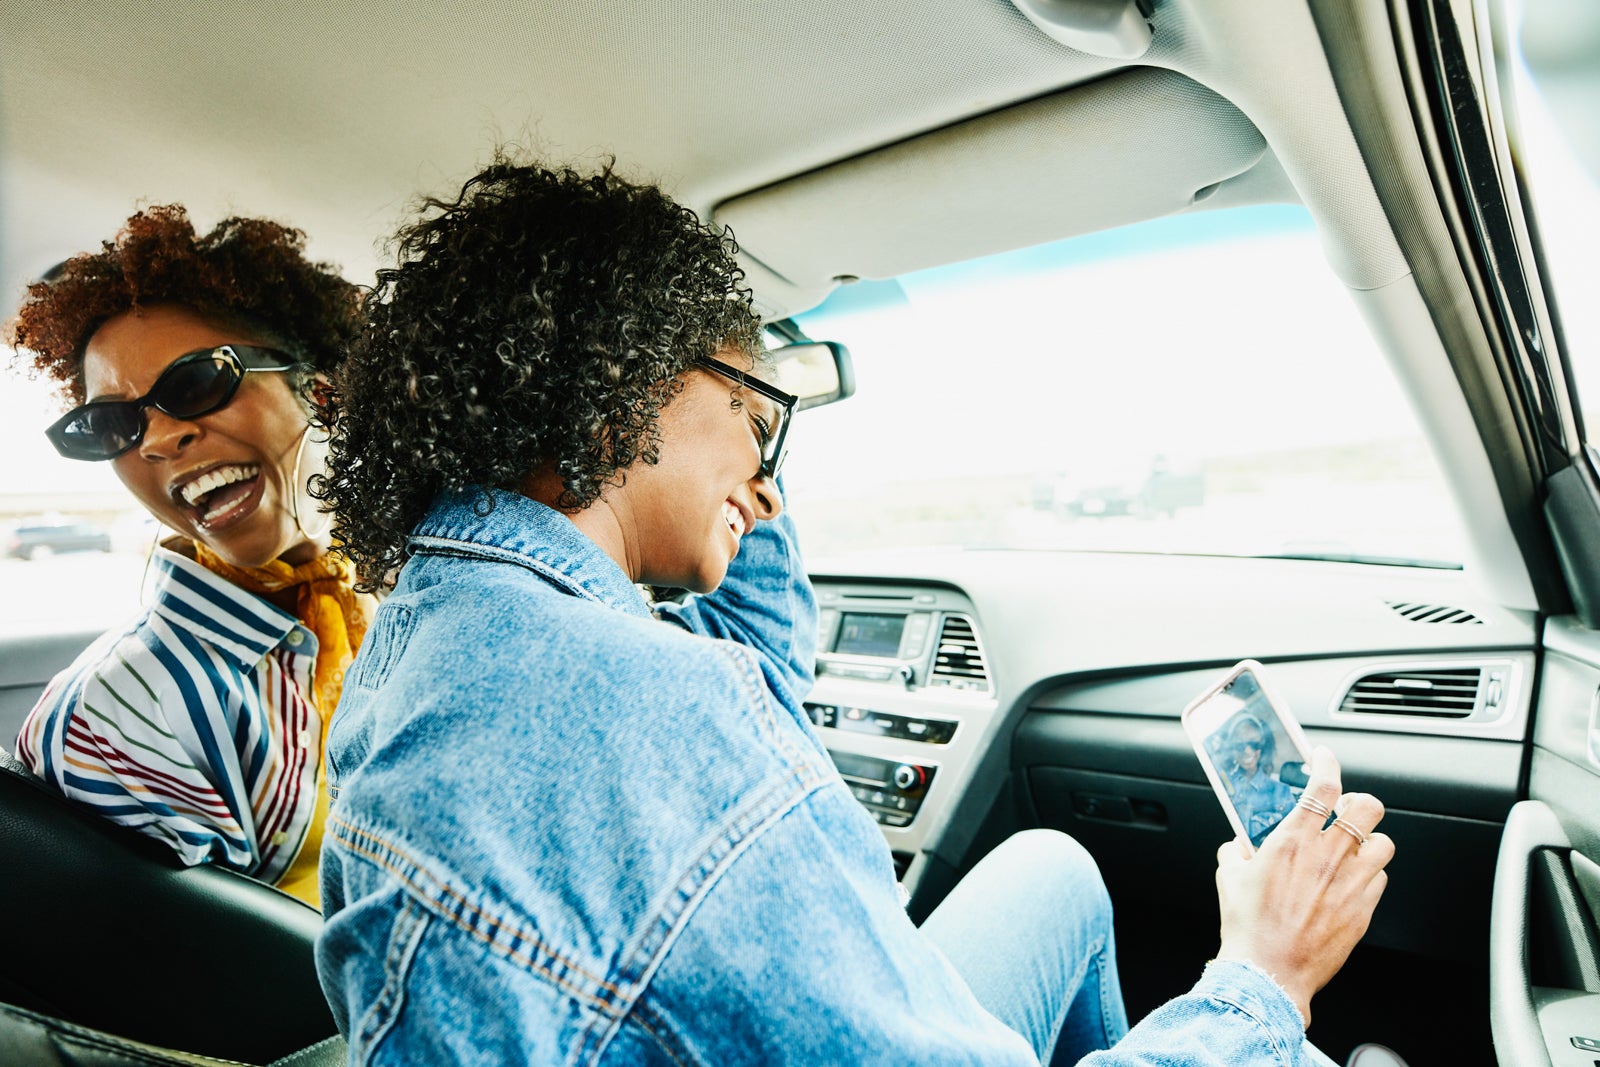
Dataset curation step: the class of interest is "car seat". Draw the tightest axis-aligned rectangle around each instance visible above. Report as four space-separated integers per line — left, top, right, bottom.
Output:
0 744 338 1064
0 999 345 1066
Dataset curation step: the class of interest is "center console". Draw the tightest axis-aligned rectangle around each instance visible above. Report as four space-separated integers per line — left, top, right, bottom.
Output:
807 581 999 888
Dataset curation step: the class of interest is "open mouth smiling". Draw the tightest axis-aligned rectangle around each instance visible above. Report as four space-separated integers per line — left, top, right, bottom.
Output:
170 463 264 528
722 500 753 541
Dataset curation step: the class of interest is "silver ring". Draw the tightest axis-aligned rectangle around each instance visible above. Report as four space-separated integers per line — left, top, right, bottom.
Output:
1330 817 1367 846
1296 794 1333 819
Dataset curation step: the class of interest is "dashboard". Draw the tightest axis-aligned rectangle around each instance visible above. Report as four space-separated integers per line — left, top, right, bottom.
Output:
806 548 1537 939
3 547 1540 967
807 582 1001 883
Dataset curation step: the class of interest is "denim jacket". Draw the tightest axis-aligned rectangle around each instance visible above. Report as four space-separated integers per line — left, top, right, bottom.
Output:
318 488 1314 1065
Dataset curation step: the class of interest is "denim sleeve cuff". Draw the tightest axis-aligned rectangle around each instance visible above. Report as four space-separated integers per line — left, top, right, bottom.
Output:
1199 958 1308 1036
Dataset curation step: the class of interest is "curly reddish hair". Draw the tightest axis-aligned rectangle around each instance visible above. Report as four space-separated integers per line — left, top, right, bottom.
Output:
5 204 361 406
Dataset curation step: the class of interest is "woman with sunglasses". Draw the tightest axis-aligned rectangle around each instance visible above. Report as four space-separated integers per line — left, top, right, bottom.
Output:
1221 713 1299 848
313 159 1391 1065
5 205 369 908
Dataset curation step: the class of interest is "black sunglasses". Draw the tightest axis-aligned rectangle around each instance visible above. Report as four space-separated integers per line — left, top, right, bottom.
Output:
47 345 300 461
697 356 797 479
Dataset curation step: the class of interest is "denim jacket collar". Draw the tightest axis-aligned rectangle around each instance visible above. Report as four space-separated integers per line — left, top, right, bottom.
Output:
408 487 652 620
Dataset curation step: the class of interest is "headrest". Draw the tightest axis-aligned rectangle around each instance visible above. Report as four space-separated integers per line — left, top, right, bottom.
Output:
0 744 42 785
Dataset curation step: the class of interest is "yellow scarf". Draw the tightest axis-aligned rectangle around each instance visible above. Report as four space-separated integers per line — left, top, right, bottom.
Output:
191 543 369 716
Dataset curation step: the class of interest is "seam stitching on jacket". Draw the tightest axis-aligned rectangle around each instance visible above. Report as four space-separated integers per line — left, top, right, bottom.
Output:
717 643 806 769
1203 992 1298 1064
408 536 633 608
352 894 429 1062
625 1002 697 1067
329 814 623 1012
576 766 829 1062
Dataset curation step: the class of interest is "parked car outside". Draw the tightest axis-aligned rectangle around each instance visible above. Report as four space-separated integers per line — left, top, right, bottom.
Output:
5 520 112 561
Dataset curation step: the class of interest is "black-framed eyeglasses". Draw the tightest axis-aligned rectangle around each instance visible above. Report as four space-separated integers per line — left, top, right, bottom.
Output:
697 355 797 479
46 344 300 461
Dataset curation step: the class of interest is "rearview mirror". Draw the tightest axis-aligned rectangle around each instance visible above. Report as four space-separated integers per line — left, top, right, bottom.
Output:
771 341 855 411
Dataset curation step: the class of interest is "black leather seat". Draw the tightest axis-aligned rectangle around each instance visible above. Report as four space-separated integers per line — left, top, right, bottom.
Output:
0 998 348 1067
0 746 337 1064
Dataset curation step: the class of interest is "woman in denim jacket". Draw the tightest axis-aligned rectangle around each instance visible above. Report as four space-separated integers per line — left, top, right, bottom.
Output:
314 157 1394 1065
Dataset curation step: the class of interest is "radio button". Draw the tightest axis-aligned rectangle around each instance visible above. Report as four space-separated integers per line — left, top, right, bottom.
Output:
892 764 929 793
899 613 933 658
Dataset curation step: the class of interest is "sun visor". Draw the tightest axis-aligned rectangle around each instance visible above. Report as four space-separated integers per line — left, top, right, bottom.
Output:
718 67 1272 317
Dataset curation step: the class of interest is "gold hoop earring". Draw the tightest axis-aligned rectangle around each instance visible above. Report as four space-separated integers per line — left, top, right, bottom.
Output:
290 424 333 543
138 524 165 606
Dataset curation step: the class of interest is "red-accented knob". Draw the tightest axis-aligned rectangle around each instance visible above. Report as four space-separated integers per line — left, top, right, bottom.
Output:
892 763 928 793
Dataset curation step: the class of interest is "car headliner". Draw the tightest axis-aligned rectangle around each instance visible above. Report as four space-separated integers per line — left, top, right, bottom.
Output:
2 0 1398 317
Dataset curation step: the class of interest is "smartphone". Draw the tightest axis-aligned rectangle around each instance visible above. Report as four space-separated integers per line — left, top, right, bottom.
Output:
1180 660 1316 856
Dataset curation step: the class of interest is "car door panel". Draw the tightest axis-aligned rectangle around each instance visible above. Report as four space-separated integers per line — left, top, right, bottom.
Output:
1492 618 1600 1065
0 630 99 747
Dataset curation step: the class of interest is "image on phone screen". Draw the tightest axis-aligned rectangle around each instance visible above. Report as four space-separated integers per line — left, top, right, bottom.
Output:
1182 662 1314 851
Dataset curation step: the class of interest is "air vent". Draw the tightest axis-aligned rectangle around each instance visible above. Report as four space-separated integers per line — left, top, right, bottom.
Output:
929 614 990 692
1338 667 1482 718
1386 601 1483 625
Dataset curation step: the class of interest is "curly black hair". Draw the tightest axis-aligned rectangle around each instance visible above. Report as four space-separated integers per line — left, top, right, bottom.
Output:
317 157 764 591
5 204 361 406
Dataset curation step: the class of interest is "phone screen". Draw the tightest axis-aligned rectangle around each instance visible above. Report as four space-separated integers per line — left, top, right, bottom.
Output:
1182 662 1315 853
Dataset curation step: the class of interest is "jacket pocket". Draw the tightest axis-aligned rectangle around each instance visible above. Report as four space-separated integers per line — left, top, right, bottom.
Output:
350 604 415 691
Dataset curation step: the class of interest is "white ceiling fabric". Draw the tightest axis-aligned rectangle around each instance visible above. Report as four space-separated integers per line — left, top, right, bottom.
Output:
0 0 1405 317
718 67 1269 312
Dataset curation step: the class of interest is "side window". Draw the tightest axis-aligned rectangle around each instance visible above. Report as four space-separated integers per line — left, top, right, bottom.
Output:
0 368 150 636
1508 5 1600 431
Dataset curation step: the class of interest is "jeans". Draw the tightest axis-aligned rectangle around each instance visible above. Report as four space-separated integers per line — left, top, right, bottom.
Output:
922 829 1129 1064
924 829 1345 1067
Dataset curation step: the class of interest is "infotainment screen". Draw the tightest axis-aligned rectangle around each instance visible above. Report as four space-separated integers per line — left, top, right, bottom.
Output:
833 613 906 658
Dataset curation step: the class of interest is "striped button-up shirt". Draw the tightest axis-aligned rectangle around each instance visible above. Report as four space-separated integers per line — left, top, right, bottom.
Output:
15 548 322 884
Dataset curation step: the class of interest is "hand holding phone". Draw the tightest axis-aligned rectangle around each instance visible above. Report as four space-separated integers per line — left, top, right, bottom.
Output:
1181 660 1315 856
1183 662 1396 1026
1212 746 1394 1026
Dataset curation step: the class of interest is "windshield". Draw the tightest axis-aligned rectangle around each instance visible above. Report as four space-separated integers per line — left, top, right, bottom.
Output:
782 205 1469 567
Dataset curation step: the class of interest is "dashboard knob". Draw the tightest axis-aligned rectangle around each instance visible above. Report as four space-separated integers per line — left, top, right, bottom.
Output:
892 763 927 793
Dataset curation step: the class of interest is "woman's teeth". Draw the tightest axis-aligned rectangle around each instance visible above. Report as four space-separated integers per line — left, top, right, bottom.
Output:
180 464 259 508
723 501 743 537
202 494 245 522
